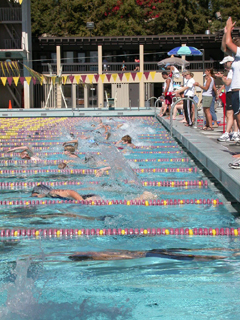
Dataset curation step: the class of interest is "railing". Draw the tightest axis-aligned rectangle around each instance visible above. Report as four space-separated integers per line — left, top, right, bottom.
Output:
3 38 21 49
0 8 22 22
41 63 98 74
40 60 224 75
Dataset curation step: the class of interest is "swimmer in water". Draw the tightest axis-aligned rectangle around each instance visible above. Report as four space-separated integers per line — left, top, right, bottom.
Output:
62 140 80 158
116 135 135 148
31 184 101 201
31 185 156 202
63 139 78 151
69 248 226 262
7 146 41 160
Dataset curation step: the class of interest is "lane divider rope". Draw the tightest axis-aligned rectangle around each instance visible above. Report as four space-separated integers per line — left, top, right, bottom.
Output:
0 179 208 189
0 198 221 207
0 167 198 175
0 158 189 166
1 227 238 237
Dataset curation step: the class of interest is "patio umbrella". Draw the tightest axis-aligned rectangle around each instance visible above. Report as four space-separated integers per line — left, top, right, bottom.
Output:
158 57 190 67
168 46 203 56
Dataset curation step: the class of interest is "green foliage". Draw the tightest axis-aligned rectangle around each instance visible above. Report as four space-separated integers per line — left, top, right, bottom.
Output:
30 0 240 37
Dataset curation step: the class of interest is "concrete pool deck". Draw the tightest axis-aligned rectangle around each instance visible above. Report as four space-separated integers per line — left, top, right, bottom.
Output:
157 114 240 204
1 107 240 203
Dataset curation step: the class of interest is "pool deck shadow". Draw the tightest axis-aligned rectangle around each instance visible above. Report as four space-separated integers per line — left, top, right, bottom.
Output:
158 115 240 204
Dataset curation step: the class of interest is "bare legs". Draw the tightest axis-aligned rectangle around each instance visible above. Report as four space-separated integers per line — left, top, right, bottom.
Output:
203 107 213 129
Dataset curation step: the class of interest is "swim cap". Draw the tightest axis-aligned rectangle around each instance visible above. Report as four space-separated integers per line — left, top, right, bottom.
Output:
32 184 52 195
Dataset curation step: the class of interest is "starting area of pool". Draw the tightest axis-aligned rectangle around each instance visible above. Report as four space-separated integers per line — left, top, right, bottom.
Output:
0 116 240 320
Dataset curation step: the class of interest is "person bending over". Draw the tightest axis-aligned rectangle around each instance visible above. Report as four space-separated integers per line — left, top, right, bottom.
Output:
7 146 41 161
31 184 100 201
69 248 226 262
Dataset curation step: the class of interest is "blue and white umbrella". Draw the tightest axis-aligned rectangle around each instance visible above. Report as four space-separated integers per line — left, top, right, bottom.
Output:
168 46 203 56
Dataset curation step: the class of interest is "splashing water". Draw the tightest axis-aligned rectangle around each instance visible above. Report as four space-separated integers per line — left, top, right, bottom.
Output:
0 257 41 320
100 144 142 189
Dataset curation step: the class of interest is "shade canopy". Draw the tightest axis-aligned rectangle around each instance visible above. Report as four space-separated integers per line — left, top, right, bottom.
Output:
158 57 190 67
168 46 203 56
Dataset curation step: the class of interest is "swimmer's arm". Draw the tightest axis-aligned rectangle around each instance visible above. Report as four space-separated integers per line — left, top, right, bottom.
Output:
95 166 111 177
7 146 33 156
115 139 122 145
95 123 104 130
63 139 78 146
61 190 83 201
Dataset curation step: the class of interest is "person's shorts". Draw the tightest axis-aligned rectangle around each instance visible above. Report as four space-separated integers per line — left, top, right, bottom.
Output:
226 92 232 111
165 92 173 105
202 96 213 108
232 91 240 115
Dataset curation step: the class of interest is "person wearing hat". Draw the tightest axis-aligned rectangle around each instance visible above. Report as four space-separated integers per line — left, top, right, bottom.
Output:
224 18 240 142
216 56 239 142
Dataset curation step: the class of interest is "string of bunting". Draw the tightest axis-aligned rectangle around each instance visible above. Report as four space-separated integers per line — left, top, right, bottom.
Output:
0 61 157 86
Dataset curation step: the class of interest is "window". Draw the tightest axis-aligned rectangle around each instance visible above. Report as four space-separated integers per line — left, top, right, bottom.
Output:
64 51 74 64
51 53 56 63
78 53 85 63
90 51 98 63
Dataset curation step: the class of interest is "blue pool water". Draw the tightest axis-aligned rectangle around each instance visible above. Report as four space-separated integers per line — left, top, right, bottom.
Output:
0 116 240 320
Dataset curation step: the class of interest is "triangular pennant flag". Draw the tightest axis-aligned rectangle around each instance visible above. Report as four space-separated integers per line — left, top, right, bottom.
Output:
20 77 25 85
88 75 94 84
19 0 23 4
25 77 31 85
81 75 87 83
106 74 111 82
52 77 56 85
13 77 19 86
7 77 13 86
100 74 105 82
62 76 68 85
69 75 74 83
1 77 7 86
40 75 44 86
112 74 118 82
150 71 156 80
32 77 37 85
94 74 99 82
75 75 80 84
144 72 150 80
125 73 131 81
137 72 143 81
118 73 124 81
131 73 137 81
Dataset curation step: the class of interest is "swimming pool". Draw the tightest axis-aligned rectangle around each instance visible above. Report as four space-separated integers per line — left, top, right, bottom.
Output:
0 116 240 320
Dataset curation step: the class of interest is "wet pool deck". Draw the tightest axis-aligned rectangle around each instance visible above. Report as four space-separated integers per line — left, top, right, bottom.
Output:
1 107 240 203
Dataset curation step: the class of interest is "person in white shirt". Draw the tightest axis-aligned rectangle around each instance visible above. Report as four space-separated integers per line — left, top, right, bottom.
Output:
215 56 239 142
175 71 195 126
224 18 240 136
